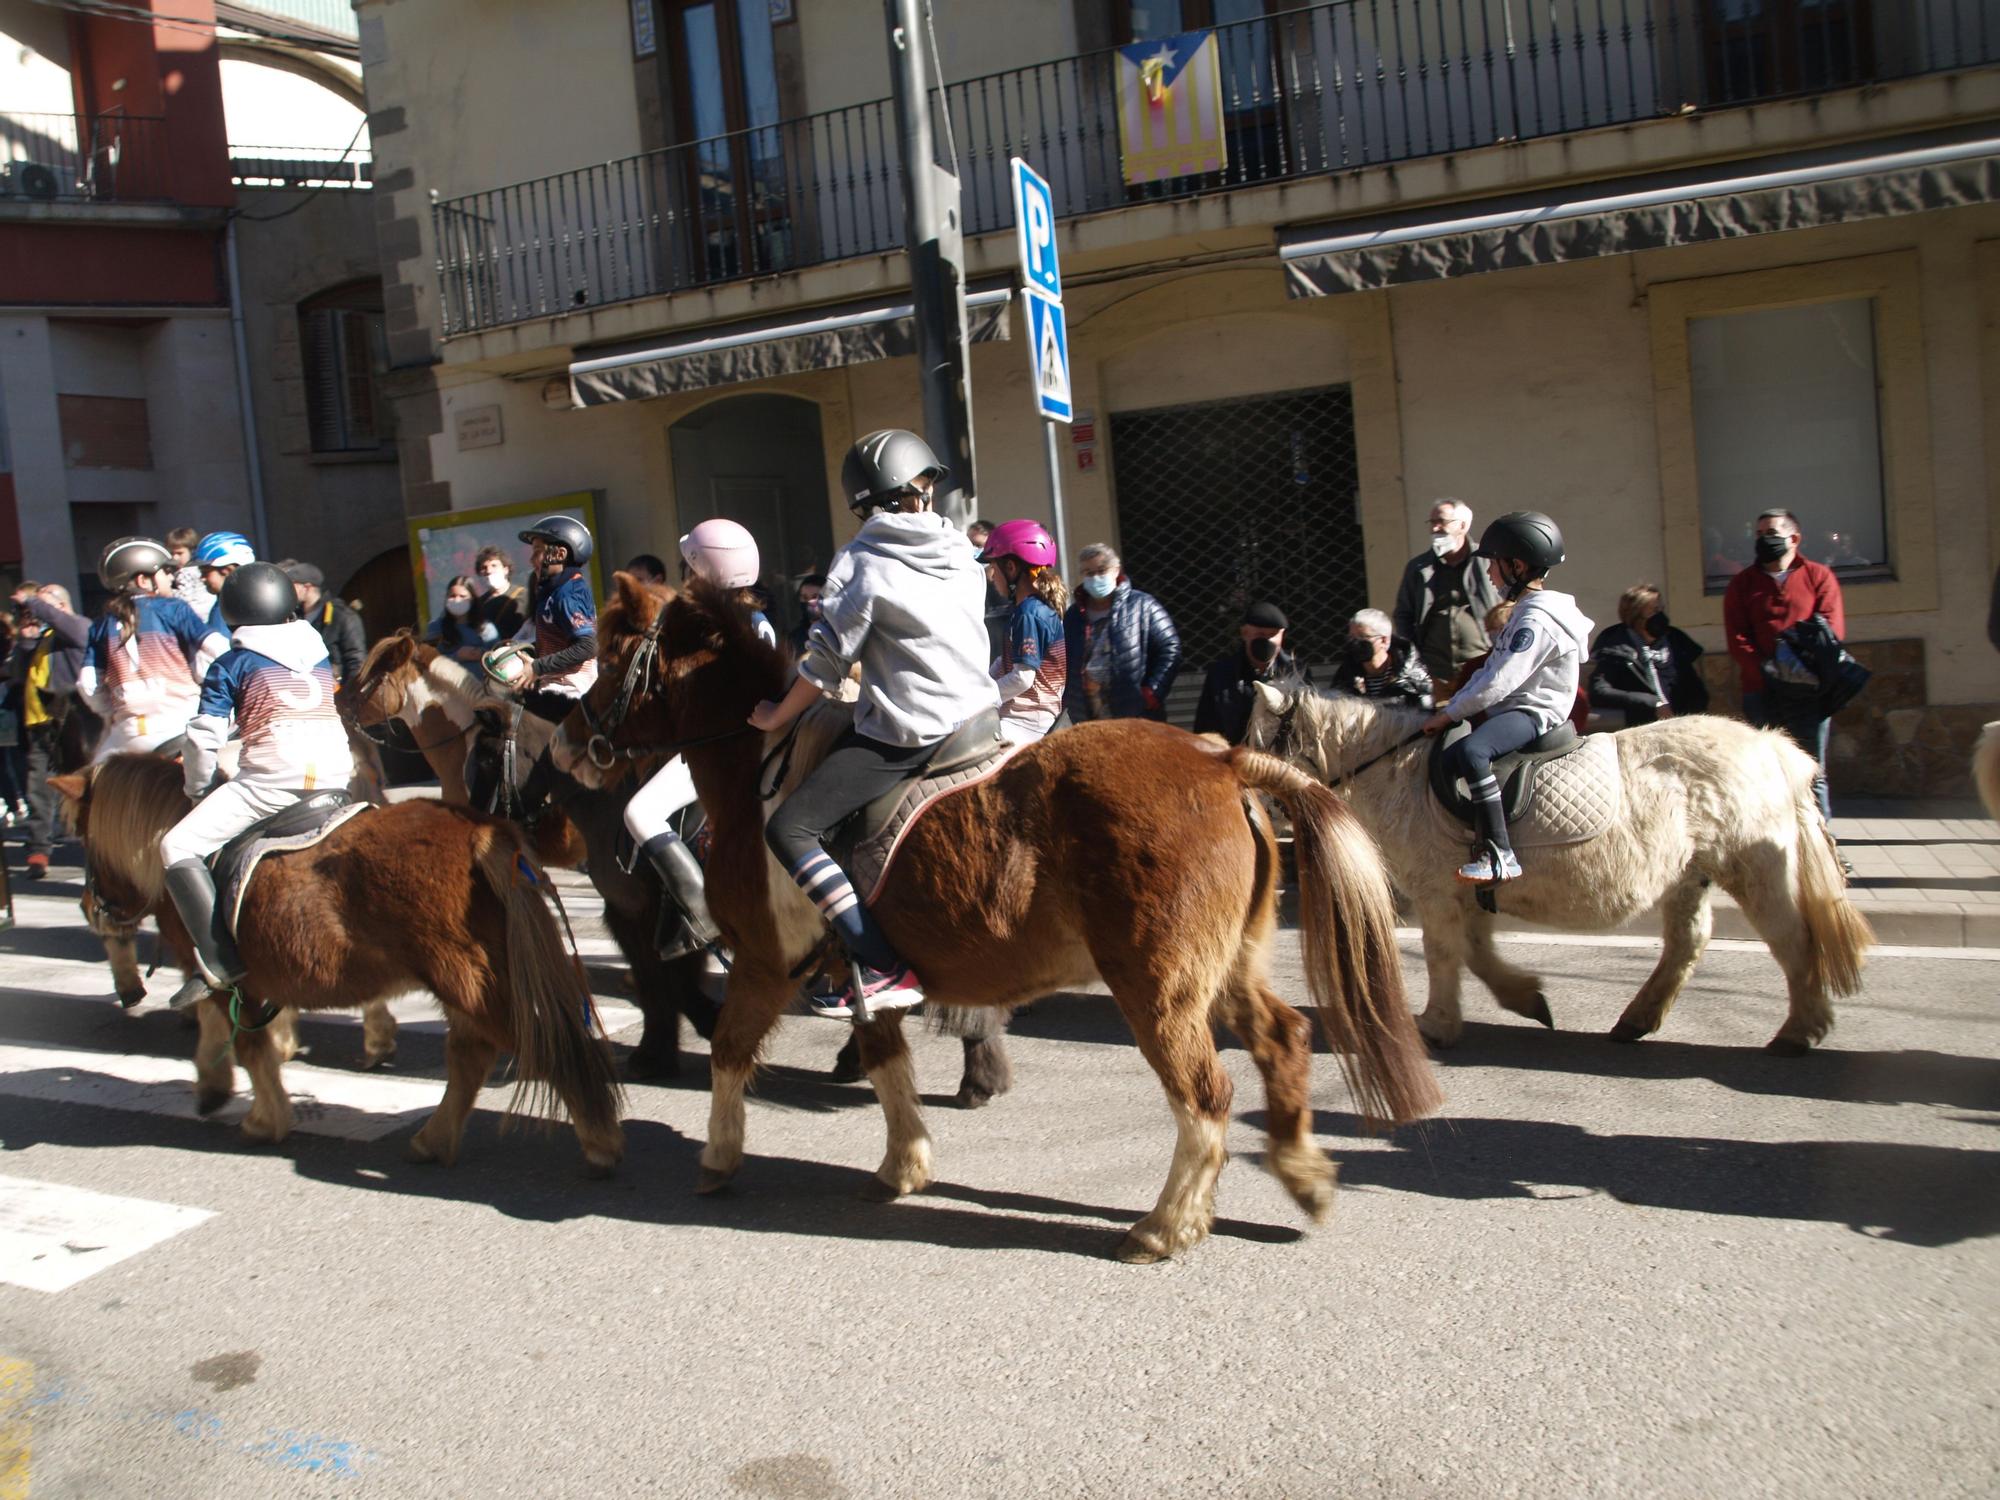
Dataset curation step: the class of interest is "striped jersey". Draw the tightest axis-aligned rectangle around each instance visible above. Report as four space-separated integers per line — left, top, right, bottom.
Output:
999 595 1066 728
81 596 225 741
188 620 352 788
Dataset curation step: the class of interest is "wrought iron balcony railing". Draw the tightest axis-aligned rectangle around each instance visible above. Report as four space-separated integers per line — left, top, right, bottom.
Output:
0 112 172 205
231 143 375 188
433 0 2000 336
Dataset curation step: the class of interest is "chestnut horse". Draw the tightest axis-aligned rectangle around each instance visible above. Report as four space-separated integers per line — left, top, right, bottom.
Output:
554 576 1441 1263
51 756 624 1173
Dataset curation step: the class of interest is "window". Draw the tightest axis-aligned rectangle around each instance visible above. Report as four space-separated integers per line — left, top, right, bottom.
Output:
1689 298 1888 589
1700 0 1873 104
299 282 388 453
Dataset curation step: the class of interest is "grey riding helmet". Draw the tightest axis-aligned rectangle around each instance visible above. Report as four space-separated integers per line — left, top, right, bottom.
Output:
98 536 172 592
518 513 594 566
841 429 946 516
1474 511 1566 575
219 562 300 629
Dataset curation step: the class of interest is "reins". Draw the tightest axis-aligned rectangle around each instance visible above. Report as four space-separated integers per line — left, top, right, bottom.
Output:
1271 696 1430 788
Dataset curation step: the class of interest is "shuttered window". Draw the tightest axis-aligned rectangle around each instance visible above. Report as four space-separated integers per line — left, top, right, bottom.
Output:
299 282 388 453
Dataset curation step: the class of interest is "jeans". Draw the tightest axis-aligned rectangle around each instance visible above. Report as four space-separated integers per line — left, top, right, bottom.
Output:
1744 689 1832 821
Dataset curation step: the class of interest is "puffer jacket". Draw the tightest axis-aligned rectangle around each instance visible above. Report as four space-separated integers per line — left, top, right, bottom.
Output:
1332 635 1433 710
1062 580 1181 722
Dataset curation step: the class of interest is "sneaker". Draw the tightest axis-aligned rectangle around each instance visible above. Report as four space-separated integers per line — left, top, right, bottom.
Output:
25 853 48 881
1455 849 1523 885
807 963 926 1020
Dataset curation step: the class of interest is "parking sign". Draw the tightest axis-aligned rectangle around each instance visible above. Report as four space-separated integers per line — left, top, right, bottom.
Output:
1011 158 1060 300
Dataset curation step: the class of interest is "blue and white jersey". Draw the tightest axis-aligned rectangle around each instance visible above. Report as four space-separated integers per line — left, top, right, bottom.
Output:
80 595 228 742
524 567 599 698
184 620 352 792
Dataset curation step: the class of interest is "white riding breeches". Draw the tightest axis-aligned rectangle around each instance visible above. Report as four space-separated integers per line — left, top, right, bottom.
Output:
621 753 698 846
93 718 189 762
159 778 304 868
999 715 1053 746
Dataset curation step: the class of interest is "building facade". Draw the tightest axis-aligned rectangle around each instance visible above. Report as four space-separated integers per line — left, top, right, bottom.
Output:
358 0 2000 794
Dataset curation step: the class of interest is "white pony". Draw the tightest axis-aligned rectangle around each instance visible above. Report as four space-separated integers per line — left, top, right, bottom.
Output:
1245 684 1872 1053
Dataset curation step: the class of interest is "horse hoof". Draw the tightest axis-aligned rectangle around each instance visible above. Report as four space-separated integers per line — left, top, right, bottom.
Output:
1113 1233 1170 1265
403 1136 441 1165
1608 1020 1649 1044
1765 1036 1812 1057
363 1048 396 1071
829 1039 864 1084
695 1166 735 1195
581 1156 618 1181
626 1049 679 1083
1525 992 1554 1029
194 1087 231 1117
116 986 146 1010
954 1087 994 1110
860 1176 908 1203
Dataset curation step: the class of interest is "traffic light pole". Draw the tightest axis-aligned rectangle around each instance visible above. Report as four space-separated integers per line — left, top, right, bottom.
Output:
886 0 977 526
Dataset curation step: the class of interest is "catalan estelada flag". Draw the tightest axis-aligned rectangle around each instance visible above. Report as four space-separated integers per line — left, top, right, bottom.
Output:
1117 30 1227 185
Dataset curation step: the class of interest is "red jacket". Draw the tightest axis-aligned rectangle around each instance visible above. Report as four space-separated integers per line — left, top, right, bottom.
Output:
1721 557 1845 692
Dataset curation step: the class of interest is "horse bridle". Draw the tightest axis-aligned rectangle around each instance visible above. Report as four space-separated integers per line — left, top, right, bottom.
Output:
576 607 756 770
1270 694 1429 788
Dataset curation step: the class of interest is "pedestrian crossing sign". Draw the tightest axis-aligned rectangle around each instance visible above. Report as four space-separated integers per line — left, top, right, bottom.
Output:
1023 286 1072 424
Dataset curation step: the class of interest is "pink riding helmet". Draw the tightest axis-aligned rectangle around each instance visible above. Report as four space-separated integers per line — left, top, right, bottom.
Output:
679 517 761 589
977 518 1058 569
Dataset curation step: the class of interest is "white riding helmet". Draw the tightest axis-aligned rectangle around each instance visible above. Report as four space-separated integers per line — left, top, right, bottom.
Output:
679 517 761 590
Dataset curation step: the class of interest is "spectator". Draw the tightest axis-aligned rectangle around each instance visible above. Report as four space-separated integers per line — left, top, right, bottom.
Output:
1393 498 1500 684
789 573 827 656
427 575 496 663
0 612 22 822
624 553 668 584
282 561 367 686
9 584 90 880
1194 601 1313 743
967 517 1010 661
472 545 527 643
1722 508 1845 818
1334 607 1431 710
1062 543 1180 723
165 525 210 616
1588 584 1708 728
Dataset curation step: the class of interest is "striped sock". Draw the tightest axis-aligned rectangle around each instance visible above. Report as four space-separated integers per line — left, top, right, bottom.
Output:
789 850 859 922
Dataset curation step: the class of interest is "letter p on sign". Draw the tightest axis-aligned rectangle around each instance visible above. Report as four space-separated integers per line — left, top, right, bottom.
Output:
1011 158 1061 301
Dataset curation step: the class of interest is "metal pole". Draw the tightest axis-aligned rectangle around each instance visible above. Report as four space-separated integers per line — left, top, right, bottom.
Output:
224 219 272 559
1041 418 1070 576
886 0 977 525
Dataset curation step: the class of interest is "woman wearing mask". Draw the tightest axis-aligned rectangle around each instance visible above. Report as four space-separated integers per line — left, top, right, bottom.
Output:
978 520 1068 744
1060 544 1180 723
1334 607 1431 709
428 575 498 663
1588 584 1707 728
79 537 229 761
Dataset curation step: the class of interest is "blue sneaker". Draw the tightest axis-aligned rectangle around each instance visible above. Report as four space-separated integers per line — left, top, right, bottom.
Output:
806 963 925 1020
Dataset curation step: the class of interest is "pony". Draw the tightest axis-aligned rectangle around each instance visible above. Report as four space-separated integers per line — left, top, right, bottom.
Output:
1243 684 1873 1052
350 633 1014 1103
550 575 1442 1263
50 755 624 1172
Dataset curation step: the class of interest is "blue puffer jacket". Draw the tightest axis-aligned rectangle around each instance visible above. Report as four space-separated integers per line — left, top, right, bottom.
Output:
1062 580 1181 722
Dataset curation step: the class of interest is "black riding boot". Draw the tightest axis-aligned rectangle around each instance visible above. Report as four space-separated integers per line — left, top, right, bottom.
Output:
162 859 246 1008
640 831 719 959
1456 792 1523 884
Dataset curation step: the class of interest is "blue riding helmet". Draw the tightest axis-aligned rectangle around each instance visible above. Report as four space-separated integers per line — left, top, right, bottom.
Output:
194 530 256 569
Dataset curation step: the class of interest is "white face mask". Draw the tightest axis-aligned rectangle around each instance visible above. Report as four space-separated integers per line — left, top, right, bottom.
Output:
445 597 472 617
1430 532 1458 558
480 571 508 594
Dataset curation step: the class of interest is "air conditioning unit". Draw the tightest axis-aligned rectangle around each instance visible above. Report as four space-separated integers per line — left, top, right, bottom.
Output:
1 162 60 201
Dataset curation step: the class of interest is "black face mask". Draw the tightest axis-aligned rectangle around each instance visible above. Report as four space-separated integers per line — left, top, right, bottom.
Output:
1647 610 1670 635
1247 637 1280 668
1754 533 1792 565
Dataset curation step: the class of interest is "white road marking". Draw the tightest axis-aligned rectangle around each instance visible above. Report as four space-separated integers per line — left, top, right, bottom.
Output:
1422 930 2000 962
0 1174 213 1293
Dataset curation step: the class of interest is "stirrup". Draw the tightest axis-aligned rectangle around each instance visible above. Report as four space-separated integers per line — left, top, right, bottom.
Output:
163 974 217 1011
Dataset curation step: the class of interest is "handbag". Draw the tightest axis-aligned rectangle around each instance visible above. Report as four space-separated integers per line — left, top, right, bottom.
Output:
1767 614 1870 717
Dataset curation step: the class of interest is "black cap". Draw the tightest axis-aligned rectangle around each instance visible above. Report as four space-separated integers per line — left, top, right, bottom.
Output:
1243 601 1288 630
282 561 325 588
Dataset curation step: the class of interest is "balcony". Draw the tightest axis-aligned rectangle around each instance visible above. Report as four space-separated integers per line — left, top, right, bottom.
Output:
433 0 2000 336
1 113 172 206
231 143 375 188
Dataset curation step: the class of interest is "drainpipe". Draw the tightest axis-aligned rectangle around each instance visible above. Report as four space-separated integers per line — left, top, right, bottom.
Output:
225 218 272 558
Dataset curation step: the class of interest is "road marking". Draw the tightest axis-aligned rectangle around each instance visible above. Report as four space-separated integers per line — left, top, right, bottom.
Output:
1418 930 2000 962
0 1176 213 1293
0 1358 26 1500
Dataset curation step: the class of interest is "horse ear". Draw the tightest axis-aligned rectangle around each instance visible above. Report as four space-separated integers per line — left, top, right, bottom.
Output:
47 772 87 804
1251 681 1286 712
611 569 649 616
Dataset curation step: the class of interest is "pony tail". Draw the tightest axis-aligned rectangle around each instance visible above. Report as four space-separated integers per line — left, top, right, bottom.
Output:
107 591 138 646
1032 566 1069 616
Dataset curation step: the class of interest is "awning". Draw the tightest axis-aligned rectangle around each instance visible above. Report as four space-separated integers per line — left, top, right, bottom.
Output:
1282 132 2000 298
569 286 1013 408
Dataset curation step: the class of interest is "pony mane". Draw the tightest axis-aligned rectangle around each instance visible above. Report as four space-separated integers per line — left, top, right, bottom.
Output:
598 572 788 707
84 754 191 907
1290 688 1431 776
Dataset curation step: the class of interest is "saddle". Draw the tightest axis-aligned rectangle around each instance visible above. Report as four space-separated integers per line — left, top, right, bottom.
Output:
208 788 371 938
827 708 1016 904
1427 722 1623 849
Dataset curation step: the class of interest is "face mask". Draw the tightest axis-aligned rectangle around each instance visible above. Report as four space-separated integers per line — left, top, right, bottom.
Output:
1080 573 1117 600
1430 533 1457 558
1248 637 1279 667
483 571 509 593
1754 533 1791 565
1647 611 1670 635
445 597 472 617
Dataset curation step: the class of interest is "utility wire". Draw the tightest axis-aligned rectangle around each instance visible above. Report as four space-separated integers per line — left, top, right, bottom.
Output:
229 109 369 221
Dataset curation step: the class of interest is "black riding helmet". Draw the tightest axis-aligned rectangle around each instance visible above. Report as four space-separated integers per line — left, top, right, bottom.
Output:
518 513 594 566
219 562 300 629
841 429 946 516
1474 511 1566 574
98 536 172 593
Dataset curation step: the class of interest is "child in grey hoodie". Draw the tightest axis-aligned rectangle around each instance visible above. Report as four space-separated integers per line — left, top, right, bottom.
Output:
750 429 1000 1015
1422 511 1592 884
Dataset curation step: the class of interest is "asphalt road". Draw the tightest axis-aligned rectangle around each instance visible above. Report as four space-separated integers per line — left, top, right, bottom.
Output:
0 856 1995 1498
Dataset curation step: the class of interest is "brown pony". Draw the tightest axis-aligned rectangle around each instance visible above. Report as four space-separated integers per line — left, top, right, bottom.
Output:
50 756 624 1173
554 576 1441 1262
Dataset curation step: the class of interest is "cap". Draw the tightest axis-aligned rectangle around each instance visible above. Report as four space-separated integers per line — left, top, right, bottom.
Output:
1243 601 1288 630
282 562 325 588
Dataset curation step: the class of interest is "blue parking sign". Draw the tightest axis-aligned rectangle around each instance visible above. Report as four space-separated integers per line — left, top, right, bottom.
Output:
1023 287 1071 423
1010 158 1061 300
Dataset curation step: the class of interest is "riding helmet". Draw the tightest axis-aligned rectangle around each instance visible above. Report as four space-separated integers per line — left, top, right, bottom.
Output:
977 519 1058 569
219 561 300 629
1474 511 1566 573
518 513 594 566
841 429 946 516
679 517 761 589
98 536 172 592
194 530 256 569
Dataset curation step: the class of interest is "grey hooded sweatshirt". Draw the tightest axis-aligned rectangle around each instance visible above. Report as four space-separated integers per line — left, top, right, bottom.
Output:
798 510 1000 748
1443 587 1595 734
